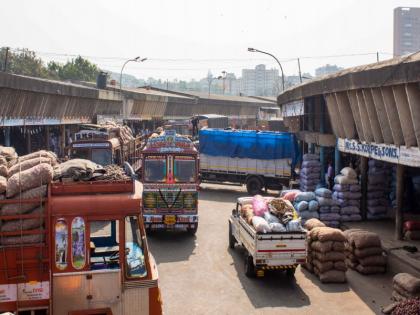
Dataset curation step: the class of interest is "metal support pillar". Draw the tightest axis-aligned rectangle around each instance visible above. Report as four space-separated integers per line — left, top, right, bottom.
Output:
320 97 326 185
334 144 341 176
45 126 50 150
4 127 10 147
60 125 66 157
360 157 368 220
395 164 404 240
26 128 31 154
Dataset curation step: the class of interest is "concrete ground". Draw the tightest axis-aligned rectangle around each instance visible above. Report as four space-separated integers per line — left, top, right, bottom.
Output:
148 184 396 315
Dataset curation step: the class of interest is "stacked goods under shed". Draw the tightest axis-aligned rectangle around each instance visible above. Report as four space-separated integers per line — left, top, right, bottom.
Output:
367 159 392 220
343 229 386 274
315 188 341 228
300 154 321 192
392 273 420 302
303 218 326 273
294 192 319 223
333 167 362 222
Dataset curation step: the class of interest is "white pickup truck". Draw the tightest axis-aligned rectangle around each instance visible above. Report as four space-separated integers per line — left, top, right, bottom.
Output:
229 197 308 277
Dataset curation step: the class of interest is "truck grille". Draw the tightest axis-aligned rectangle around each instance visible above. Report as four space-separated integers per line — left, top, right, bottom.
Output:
143 191 197 210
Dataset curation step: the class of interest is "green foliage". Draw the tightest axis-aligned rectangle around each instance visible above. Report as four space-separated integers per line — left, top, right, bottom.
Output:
48 56 100 82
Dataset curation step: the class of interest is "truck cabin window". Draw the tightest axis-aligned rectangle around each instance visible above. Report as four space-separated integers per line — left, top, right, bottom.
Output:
125 216 147 278
174 157 196 183
144 157 166 182
91 148 112 166
89 220 120 270
71 148 89 160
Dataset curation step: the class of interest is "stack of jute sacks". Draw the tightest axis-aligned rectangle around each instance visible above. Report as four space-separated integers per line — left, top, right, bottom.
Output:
343 229 386 274
392 273 420 302
0 150 57 245
303 218 326 273
367 159 392 220
315 188 341 228
294 191 319 224
300 154 321 192
333 167 362 222
304 219 347 283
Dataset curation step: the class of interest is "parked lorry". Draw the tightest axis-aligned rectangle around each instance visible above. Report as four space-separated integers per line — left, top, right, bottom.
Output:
0 177 162 314
69 123 143 172
229 196 307 277
199 129 299 195
141 130 199 234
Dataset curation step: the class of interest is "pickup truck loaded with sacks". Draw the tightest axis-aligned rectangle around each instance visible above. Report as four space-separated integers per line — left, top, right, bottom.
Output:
229 195 307 277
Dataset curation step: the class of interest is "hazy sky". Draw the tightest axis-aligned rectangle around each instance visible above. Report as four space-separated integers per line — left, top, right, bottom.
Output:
1 0 419 80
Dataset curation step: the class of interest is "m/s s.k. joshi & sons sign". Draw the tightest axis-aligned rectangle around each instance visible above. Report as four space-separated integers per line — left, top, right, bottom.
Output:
337 138 420 167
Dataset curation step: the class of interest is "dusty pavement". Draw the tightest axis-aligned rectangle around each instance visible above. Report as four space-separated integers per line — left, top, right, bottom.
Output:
148 184 395 315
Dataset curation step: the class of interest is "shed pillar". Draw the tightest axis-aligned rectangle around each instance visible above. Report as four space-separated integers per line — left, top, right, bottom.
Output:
4 127 10 147
60 125 66 157
360 157 368 220
320 97 326 185
395 164 404 240
26 128 31 154
334 144 341 177
45 126 50 151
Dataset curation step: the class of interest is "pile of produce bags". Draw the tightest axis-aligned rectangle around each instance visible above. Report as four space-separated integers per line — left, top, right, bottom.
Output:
367 159 392 220
306 225 347 283
294 191 319 223
300 154 321 192
303 218 326 272
344 229 386 274
392 273 420 302
404 221 420 240
333 167 362 222
315 188 340 228
240 195 304 233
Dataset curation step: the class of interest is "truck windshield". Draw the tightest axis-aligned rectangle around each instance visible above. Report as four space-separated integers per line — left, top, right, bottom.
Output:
92 148 112 166
71 148 89 160
144 157 166 182
174 157 196 183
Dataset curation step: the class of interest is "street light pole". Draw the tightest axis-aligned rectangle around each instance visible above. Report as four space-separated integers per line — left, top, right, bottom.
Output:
120 56 147 92
248 47 285 92
208 75 222 96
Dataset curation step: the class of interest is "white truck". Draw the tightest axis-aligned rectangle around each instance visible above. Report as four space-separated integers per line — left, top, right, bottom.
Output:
199 129 299 195
229 197 308 277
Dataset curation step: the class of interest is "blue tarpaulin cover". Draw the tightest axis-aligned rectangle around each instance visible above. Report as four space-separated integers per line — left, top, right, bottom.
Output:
199 129 299 161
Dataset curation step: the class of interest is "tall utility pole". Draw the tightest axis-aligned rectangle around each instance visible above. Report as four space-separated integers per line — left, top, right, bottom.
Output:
3 47 10 72
376 52 380 62
297 58 302 83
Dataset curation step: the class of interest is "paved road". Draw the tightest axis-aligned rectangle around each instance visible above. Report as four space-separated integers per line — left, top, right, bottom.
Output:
148 184 395 315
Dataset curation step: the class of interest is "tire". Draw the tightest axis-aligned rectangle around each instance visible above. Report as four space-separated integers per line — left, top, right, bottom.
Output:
187 224 198 236
246 177 263 195
244 254 256 277
228 222 235 249
286 267 296 277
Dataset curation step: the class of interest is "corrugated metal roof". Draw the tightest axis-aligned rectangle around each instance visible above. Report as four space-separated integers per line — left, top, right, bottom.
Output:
277 52 420 105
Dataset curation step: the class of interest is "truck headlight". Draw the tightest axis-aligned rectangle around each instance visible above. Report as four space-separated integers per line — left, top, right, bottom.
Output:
143 192 157 209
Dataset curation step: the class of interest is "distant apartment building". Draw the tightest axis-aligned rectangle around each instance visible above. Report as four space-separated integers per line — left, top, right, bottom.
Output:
241 64 279 96
315 64 343 77
394 7 420 56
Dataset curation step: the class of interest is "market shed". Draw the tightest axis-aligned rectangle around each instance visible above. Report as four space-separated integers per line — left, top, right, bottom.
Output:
277 52 420 239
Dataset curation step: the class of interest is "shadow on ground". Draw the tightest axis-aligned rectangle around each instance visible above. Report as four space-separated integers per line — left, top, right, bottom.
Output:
228 245 311 309
148 230 196 264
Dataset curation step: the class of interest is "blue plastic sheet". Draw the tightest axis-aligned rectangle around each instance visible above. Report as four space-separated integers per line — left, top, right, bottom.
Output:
199 129 299 161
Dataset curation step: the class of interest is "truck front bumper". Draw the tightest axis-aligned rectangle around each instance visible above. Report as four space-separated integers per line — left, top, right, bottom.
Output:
143 214 198 230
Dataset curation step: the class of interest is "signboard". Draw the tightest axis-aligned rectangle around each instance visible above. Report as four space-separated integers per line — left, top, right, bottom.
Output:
72 143 110 148
0 117 90 126
337 138 420 167
0 284 17 302
281 100 304 117
18 281 50 301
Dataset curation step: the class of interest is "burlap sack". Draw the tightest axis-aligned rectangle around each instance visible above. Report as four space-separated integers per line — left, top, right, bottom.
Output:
393 273 420 294
302 262 314 272
0 146 17 161
392 290 407 302
318 270 346 283
1 185 47 215
346 252 359 263
334 261 347 271
6 164 53 197
304 218 326 231
312 259 334 273
311 241 333 253
0 165 7 178
1 234 44 245
313 250 346 262
333 241 345 252
356 264 386 274
241 205 254 225
349 231 381 249
393 283 420 299
17 150 57 165
0 156 6 166
354 246 383 258
359 254 387 267
0 176 6 193
8 157 54 177
310 227 346 242
1 207 44 232
345 258 358 269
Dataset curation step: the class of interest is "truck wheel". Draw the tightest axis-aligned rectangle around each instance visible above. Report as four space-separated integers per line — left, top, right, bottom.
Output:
228 222 236 249
244 254 256 277
286 267 296 277
187 224 198 236
246 177 263 195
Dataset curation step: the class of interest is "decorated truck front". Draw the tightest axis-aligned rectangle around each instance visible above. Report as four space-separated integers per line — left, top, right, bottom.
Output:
141 131 199 234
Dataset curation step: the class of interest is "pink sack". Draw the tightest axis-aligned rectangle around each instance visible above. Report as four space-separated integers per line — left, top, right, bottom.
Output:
252 195 268 217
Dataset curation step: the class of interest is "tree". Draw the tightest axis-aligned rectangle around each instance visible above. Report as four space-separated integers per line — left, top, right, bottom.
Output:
0 47 56 78
48 56 100 82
